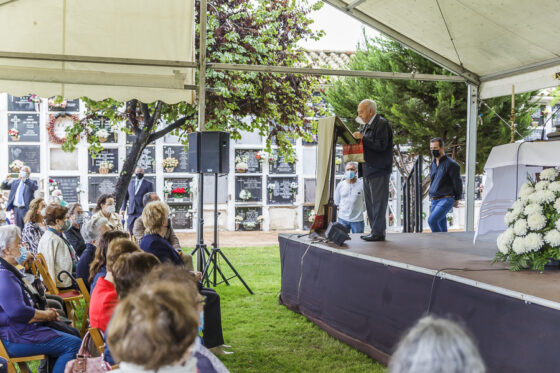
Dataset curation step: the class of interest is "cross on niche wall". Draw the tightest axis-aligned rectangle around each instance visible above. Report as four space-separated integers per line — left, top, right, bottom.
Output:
164 147 175 158
10 116 21 129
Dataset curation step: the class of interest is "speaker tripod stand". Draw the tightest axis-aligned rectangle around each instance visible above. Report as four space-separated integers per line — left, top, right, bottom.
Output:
191 172 253 294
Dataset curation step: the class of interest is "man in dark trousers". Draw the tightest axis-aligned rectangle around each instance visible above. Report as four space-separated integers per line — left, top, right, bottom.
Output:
428 137 462 232
352 99 393 242
120 166 154 234
1 166 38 229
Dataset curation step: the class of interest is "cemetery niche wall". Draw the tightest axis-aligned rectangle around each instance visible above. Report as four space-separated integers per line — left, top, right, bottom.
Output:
1 95 328 231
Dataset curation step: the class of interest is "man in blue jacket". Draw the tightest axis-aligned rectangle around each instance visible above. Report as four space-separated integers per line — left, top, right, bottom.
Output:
1 166 38 229
353 99 393 242
120 166 154 234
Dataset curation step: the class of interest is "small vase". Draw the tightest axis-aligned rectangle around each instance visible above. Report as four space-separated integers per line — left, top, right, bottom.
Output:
236 168 247 173
165 167 175 173
10 136 19 142
113 133 118 142
99 167 109 174
11 167 21 173
236 223 240 231
164 192 169 200
99 136 107 143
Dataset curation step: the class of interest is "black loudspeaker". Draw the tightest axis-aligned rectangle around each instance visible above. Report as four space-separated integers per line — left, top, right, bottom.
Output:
325 222 350 246
187 132 230 174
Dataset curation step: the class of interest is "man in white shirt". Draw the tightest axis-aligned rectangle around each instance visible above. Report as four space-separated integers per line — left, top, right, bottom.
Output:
334 162 366 233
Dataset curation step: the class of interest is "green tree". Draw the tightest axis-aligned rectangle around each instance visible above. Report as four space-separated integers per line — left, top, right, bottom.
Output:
63 0 324 208
325 36 538 176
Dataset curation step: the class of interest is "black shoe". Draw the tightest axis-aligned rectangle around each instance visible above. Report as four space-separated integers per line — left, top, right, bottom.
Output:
360 234 386 242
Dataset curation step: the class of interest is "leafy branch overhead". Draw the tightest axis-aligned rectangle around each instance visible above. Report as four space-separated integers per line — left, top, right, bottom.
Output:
61 0 325 209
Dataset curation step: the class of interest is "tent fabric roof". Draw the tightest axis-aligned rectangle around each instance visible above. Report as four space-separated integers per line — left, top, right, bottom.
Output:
0 0 195 104
325 0 560 98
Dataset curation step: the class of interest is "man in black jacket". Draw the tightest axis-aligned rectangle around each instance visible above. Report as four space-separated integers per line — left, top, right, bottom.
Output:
353 99 393 241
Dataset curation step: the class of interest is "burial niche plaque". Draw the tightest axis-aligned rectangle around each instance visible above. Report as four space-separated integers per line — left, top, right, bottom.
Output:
163 146 189 173
269 153 296 174
235 176 262 202
126 146 155 174
235 207 262 231
235 149 262 173
170 204 193 230
89 149 119 174
304 178 316 204
9 145 41 173
267 176 297 205
51 177 80 203
164 178 193 203
8 95 37 112
88 176 117 204
8 114 40 142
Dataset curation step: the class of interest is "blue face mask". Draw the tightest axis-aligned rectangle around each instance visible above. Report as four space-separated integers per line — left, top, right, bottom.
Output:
16 246 28 264
198 311 204 335
345 170 356 180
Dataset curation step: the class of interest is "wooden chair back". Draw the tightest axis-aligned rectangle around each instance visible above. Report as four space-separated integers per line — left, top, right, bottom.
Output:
88 328 106 356
0 338 45 373
34 254 59 294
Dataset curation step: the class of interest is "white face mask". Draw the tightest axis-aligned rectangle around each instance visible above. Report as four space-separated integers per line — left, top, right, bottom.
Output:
19 171 28 179
40 208 46 217
355 116 365 125
105 205 116 214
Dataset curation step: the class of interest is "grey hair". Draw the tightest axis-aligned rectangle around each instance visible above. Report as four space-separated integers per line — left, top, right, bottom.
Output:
346 161 359 169
81 216 109 243
0 225 21 255
388 316 485 373
142 192 159 207
359 99 377 113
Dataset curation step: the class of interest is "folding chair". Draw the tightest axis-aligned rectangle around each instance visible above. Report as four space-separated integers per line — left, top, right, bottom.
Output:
0 338 45 373
34 254 86 335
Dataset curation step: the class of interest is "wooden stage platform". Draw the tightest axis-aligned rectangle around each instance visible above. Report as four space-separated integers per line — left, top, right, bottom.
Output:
278 232 560 373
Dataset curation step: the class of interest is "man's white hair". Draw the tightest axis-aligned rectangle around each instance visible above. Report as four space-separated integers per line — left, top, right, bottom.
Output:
360 99 377 113
346 162 359 169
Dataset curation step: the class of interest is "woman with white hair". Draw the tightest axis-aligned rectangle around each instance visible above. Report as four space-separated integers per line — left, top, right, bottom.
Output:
388 315 486 373
0 225 81 373
76 215 109 291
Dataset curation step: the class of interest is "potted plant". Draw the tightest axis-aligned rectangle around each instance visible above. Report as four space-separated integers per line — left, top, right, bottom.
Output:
162 157 179 173
235 215 243 230
242 221 257 231
163 181 173 200
239 189 252 201
8 128 20 141
255 151 267 163
171 187 187 200
235 155 249 173
308 209 316 223
9 160 25 173
98 161 114 174
268 153 278 163
48 179 59 194
290 181 298 198
267 183 275 199
494 168 560 271
97 129 109 142
446 213 454 226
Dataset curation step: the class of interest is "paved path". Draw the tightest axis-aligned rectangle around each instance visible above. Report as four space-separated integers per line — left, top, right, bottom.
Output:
176 230 306 248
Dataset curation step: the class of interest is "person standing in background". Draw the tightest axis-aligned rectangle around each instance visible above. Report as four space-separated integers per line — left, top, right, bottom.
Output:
120 167 154 234
334 162 366 233
427 137 462 232
1 166 38 229
352 99 393 242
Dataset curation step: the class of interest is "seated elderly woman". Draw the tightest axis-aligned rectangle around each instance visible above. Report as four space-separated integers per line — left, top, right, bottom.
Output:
139 201 228 352
37 205 77 290
76 215 108 290
107 266 201 373
89 238 141 333
140 265 230 373
93 194 124 232
64 203 87 257
21 197 46 254
388 315 486 373
88 230 129 292
0 225 81 373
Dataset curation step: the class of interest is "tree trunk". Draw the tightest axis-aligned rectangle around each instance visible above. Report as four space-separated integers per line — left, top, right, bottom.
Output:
114 131 151 210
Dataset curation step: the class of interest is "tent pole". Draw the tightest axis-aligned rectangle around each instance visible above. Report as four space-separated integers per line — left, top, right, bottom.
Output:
195 0 208 270
465 84 478 232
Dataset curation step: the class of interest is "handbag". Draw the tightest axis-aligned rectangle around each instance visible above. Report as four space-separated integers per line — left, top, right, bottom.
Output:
342 139 365 163
64 331 111 373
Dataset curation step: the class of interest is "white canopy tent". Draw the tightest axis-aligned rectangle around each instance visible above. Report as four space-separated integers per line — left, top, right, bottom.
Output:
325 0 560 231
0 0 195 104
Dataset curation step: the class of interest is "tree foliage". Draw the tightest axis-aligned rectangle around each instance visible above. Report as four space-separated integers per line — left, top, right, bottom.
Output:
325 36 539 175
63 0 324 208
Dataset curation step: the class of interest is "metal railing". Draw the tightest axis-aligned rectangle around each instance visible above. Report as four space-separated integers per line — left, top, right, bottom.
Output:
402 157 423 233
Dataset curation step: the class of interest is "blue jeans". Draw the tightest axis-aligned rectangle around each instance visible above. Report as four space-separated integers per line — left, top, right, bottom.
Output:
337 218 365 234
428 197 455 232
2 332 81 373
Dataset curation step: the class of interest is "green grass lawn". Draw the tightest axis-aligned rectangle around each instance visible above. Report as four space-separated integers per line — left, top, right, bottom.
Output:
206 245 386 373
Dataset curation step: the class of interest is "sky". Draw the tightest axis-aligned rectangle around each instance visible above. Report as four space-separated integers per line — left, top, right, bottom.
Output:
299 3 380 52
